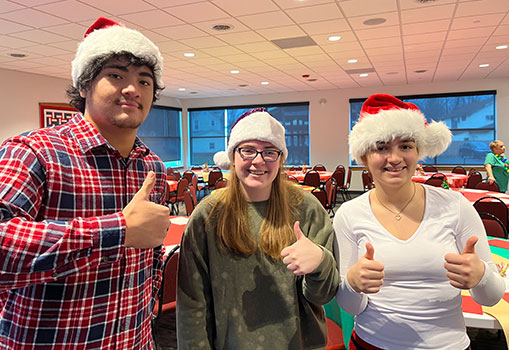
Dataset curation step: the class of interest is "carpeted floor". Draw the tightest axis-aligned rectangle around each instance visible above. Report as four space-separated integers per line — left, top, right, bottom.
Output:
152 313 507 350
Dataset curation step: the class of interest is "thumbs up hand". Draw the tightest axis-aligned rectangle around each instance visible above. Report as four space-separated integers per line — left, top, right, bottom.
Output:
122 171 170 249
444 236 485 289
347 243 384 294
281 221 324 276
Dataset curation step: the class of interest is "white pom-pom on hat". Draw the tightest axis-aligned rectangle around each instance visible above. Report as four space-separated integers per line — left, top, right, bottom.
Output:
213 108 288 170
72 17 164 89
349 94 451 162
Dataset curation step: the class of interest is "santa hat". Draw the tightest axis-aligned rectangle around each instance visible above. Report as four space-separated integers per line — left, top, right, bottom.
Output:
349 94 451 162
72 17 163 88
213 108 288 170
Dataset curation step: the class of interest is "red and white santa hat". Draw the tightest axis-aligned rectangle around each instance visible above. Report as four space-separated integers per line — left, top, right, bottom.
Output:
349 94 451 162
72 17 163 88
213 108 288 170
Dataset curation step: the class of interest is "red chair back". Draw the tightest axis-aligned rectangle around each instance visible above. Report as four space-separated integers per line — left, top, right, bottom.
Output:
479 212 508 239
153 246 179 319
474 196 509 230
304 170 321 188
466 171 482 189
476 181 500 192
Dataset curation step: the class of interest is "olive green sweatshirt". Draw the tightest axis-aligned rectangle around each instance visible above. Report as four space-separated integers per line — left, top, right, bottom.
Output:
177 190 339 350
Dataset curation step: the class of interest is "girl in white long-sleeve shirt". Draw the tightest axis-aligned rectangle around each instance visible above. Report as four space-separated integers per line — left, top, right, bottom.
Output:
334 94 505 350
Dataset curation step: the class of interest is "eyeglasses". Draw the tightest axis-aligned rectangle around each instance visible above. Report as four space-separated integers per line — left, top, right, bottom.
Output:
236 147 282 162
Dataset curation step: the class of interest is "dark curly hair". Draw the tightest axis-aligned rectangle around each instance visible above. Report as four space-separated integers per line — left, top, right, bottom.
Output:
66 51 164 113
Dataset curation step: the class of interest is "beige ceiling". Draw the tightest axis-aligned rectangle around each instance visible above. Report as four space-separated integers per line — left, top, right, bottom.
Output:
1 0 508 98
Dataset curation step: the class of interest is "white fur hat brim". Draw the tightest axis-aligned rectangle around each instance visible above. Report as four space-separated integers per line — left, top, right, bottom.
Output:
72 24 164 88
349 108 451 162
213 110 288 170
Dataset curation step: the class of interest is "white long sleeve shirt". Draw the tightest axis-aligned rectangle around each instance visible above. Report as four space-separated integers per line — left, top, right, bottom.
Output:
334 185 505 350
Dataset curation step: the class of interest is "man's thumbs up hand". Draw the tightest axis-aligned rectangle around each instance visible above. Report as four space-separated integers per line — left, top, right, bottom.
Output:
123 172 170 248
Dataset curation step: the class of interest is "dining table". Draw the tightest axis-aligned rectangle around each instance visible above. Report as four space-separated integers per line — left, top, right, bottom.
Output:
452 188 509 207
164 216 189 253
286 170 333 183
461 237 509 345
166 180 178 192
412 172 468 188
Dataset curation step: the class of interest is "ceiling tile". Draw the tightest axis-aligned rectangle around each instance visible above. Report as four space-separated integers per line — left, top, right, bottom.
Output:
119 10 184 29
456 0 509 17
236 41 278 53
355 25 400 41
180 36 227 49
10 29 68 44
43 22 87 40
451 13 505 30
402 19 450 36
285 3 343 24
157 24 208 40
401 4 455 24
301 18 350 35
77 0 156 15
237 11 294 30
273 0 334 10
211 0 280 16
166 2 230 22
0 8 67 28
215 30 265 45
447 26 496 41
35 1 104 22
0 0 23 13
338 0 397 17
257 25 306 40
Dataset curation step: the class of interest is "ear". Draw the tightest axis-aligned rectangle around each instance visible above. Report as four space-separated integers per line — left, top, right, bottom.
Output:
360 154 368 166
79 89 87 98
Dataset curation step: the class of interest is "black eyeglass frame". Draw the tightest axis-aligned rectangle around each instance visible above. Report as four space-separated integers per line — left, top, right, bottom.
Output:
235 147 282 162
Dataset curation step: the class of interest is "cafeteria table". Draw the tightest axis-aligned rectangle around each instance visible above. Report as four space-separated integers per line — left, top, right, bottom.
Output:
453 188 509 207
286 170 333 183
164 216 188 252
462 237 509 345
166 180 178 192
412 172 468 188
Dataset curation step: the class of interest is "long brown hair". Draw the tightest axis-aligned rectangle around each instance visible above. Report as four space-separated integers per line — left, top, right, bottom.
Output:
209 157 303 259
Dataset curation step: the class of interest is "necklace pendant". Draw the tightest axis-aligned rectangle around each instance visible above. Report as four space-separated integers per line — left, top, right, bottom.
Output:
395 213 401 220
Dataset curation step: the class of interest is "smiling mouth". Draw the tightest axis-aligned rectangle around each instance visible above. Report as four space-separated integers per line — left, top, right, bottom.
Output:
248 170 267 175
118 100 141 109
384 166 406 172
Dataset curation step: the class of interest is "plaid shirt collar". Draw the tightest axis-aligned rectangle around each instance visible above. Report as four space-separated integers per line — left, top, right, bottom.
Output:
65 113 151 158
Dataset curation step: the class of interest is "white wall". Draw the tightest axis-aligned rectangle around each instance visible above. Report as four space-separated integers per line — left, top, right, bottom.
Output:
2 67 507 190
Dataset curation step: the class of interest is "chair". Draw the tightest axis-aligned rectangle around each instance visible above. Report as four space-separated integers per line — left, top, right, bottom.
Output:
290 165 302 171
339 167 352 200
172 170 181 181
182 170 195 183
422 164 438 172
313 164 327 171
468 167 478 176
476 181 500 192
189 174 198 206
361 170 374 191
303 170 321 188
287 175 299 183
152 245 180 347
335 164 345 172
183 188 195 215
331 169 346 202
424 173 446 188
311 188 327 208
198 169 223 196
324 177 337 216
215 178 228 189
167 178 189 215
451 166 467 175
479 212 508 239
466 170 483 189
473 196 509 230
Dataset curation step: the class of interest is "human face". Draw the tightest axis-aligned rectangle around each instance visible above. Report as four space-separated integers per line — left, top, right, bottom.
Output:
493 142 505 155
234 140 282 202
363 137 418 188
82 57 154 133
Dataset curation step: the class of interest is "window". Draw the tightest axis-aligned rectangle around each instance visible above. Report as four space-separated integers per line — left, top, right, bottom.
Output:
137 106 182 167
349 91 496 166
188 103 310 166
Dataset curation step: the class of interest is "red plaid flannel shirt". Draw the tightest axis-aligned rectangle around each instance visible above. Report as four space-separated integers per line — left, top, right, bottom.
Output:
0 114 166 349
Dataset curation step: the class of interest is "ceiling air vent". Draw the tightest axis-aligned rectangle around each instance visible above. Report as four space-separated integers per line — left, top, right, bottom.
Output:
271 36 317 49
211 24 233 31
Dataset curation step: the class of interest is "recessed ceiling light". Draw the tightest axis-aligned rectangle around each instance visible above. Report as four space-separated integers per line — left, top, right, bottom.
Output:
261 81 269 85
230 70 240 74
328 36 341 41
189 91 199 94
178 88 186 91
479 63 490 68
496 45 508 50
347 59 358 63
359 73 368 77
363 18 386 26
183 53 195 57
238 84 248 87
9 53 26 58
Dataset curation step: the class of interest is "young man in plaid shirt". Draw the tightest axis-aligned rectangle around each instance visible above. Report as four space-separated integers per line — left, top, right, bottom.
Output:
0 17 170 349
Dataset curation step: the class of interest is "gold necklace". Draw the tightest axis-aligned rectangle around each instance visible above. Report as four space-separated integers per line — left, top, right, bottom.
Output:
374 184 417 221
